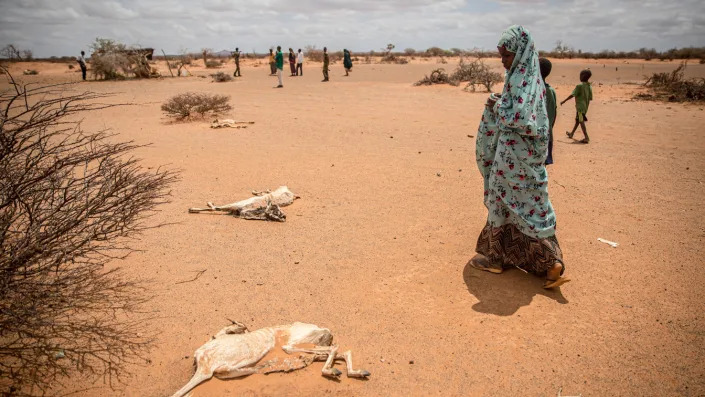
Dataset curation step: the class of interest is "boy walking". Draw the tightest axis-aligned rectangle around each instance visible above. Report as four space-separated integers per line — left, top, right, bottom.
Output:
232 47 241 77
275 46 284 88
322 47 329 82
539 58 557 164
561 69 593 144
296 49 303 76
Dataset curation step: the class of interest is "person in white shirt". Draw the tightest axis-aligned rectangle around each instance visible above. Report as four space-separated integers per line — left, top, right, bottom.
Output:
296 49 304 76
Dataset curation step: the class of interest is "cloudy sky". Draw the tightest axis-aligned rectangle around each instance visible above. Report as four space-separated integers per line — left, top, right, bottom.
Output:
1 0 703 57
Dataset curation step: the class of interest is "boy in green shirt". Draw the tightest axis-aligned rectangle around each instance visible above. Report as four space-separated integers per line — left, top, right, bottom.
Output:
322 47 329 82
561 69 593 144
275 46 284 88
539 58 557 165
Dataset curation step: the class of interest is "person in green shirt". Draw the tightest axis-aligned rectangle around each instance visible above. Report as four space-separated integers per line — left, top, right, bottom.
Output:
322 47 329 82
275 46 284 88
561 69 593 144
539 58 557 164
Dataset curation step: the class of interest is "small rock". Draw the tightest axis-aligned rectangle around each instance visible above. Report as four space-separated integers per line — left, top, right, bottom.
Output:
436 172 441 177
458 169 462 172
184 356 189 359
294 261 300 264
390 136 394 139
467 134 474 138
409 360 414 364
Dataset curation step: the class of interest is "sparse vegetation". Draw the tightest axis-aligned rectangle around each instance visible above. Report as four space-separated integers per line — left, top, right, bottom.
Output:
637 63 705 102
0 68 177 395
161 92 232 120
210 71 232 82
414 68 453 86
22 69 38 75
89 38 155 80
205 60 220 68
380 43 408 64
414 58 504 92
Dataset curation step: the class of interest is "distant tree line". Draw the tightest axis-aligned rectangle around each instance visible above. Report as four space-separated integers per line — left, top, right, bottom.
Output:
3 41 705 63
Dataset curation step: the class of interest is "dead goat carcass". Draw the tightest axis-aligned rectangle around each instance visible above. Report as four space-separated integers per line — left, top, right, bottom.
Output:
188 186 298 222
171 321 370 397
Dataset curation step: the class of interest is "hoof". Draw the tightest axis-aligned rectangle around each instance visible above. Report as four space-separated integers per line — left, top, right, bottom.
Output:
361 370 370 377
323 368 342 377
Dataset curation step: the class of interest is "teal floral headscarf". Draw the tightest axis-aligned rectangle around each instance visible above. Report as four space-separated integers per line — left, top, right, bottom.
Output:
493 25 548 138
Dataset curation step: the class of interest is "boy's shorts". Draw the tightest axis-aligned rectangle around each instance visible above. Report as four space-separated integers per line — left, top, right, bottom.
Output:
575 112 588 123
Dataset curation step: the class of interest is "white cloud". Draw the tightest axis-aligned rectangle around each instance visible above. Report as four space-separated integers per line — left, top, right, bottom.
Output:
0 0 703 57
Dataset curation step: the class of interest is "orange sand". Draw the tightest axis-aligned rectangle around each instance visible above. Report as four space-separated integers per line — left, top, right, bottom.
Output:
3 57 704 396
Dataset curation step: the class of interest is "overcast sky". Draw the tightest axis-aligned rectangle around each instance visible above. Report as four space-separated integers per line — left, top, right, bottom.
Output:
1 0 703 57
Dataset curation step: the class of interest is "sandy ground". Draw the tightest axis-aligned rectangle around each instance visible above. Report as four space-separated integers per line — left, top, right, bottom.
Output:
3 57 705 396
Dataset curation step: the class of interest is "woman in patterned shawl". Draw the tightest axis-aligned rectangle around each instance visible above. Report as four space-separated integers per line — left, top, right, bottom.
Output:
470 25 569 289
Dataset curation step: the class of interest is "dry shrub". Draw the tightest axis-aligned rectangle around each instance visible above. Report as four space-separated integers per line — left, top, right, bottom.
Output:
638 63 705 102
22 69 38 75
205 60 220 68
161 92 232 120
455 59 504 92
90 38 153 80
304 45 323 62
380 54 409 64
0 68 177 395
68 64 75 69
415 59 504 92
210 71 232 82
414 68 453 86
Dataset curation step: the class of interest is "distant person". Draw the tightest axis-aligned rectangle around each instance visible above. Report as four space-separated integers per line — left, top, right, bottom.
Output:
268 49 276 75
275 46 284 87
232 47 242 77
343 49 352 76
296 48 304 76
561 69 593 144
77 50 87 81
288 48 296 76
539 58 557 164
322 47 329 82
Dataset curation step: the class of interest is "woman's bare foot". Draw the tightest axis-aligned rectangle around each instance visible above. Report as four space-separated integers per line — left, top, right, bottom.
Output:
469 254 503 274
543 262 570 289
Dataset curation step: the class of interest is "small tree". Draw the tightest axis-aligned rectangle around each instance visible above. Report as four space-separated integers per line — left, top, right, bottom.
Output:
0 68 177 395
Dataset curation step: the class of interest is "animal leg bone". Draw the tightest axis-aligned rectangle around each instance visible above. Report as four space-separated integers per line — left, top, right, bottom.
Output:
283 344 342 377
338 350 371 378
213 365 258 379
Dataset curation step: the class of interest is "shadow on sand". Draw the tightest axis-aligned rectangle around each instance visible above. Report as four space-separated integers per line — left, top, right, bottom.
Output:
463 260 568 316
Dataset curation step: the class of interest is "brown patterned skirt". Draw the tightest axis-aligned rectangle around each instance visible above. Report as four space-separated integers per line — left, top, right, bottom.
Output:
475 222 563 276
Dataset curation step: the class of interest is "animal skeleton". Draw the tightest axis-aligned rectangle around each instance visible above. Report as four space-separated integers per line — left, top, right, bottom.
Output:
188 186 298 222
171 321 370 397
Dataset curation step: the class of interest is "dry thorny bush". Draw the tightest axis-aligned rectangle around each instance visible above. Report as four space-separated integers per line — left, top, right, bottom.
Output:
0 67 177 396
161 92 232 120
636 63 705 102
414 58 504 92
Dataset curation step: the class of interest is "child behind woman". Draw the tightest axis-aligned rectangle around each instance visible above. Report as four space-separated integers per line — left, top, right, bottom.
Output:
539 58 557 164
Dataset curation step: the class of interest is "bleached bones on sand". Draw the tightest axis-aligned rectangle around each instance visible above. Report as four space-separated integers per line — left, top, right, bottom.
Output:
171 321 370 397
188 186 298 222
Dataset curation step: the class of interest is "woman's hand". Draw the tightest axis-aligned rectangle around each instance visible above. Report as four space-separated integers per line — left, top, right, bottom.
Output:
486 93 500 108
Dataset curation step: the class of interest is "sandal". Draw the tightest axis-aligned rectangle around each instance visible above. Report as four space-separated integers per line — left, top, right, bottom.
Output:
543 261 570 289
469 254 503 274
578 138 589 144
565 131 574 139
